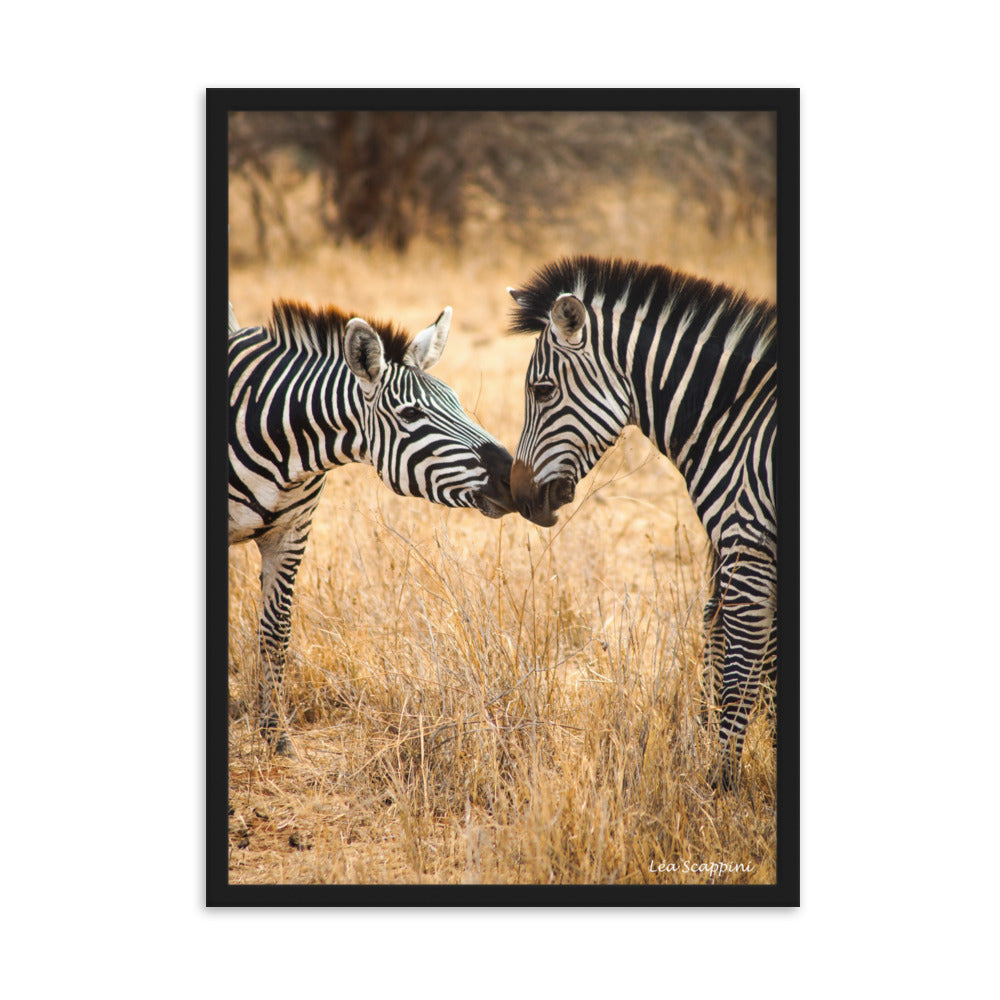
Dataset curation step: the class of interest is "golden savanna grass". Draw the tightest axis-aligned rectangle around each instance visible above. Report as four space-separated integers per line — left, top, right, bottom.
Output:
227 159 778 885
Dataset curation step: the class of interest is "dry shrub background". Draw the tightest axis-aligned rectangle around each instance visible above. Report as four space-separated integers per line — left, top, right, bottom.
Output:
227 111 777 885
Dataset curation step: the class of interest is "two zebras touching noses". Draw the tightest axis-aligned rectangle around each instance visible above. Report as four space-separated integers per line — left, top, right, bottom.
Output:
229 255 778 790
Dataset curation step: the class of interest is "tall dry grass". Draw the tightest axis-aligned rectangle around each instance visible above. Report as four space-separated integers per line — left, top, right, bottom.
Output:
227 166 777 885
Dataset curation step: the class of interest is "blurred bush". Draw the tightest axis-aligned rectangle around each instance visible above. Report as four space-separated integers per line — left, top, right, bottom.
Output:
229 110 775 257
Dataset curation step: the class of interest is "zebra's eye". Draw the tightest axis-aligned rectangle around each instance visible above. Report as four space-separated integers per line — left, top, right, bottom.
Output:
531 381 557 403
398 404 425 423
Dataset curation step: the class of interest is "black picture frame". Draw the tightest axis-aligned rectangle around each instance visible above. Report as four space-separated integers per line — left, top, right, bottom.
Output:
208 88 799 906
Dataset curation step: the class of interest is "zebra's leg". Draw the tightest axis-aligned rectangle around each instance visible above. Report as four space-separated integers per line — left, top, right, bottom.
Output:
254 523 311 756
700 576 725 728
761 608 778 745
708 558 776 791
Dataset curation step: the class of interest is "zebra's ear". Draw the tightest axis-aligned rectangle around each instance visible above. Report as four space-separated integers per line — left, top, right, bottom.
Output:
550 293 586 347
344 318 386 387
404 306 451 371
508 286 529 308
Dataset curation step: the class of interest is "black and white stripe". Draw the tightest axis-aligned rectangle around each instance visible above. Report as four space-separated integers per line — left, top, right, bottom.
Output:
229 299 514 753
508 256 776 789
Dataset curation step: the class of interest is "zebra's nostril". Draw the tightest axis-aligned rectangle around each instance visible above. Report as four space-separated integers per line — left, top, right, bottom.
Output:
518 501 531 519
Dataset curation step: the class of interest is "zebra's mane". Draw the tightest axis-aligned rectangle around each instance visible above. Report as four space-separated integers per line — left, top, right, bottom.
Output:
509 255 774 339
268 299 413 363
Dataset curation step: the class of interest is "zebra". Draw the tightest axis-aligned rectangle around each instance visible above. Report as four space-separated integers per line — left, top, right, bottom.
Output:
229 299 515 754
506 256 776 789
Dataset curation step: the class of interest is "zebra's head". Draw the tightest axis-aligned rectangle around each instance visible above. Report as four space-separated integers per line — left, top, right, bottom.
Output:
343 307 515 518
508 290 632 526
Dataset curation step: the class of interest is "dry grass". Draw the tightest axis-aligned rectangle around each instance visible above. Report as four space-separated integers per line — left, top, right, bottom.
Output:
227 166 777 885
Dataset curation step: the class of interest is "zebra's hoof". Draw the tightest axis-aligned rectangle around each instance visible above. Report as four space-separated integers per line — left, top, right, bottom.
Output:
272 733 294 757
707 759 737 792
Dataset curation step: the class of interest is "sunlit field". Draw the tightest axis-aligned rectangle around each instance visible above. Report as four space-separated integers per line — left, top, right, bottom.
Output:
226 144 777 884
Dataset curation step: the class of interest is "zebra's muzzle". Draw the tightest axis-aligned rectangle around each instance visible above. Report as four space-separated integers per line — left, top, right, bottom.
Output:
510 459 575 527
472 440 515 518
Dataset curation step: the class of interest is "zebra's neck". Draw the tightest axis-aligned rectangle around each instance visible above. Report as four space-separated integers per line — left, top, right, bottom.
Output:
606 290 776 479
231 323 369 487
284 335 370 478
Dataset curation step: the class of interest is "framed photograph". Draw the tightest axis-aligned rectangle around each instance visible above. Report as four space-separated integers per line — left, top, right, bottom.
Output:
207 89 799 904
